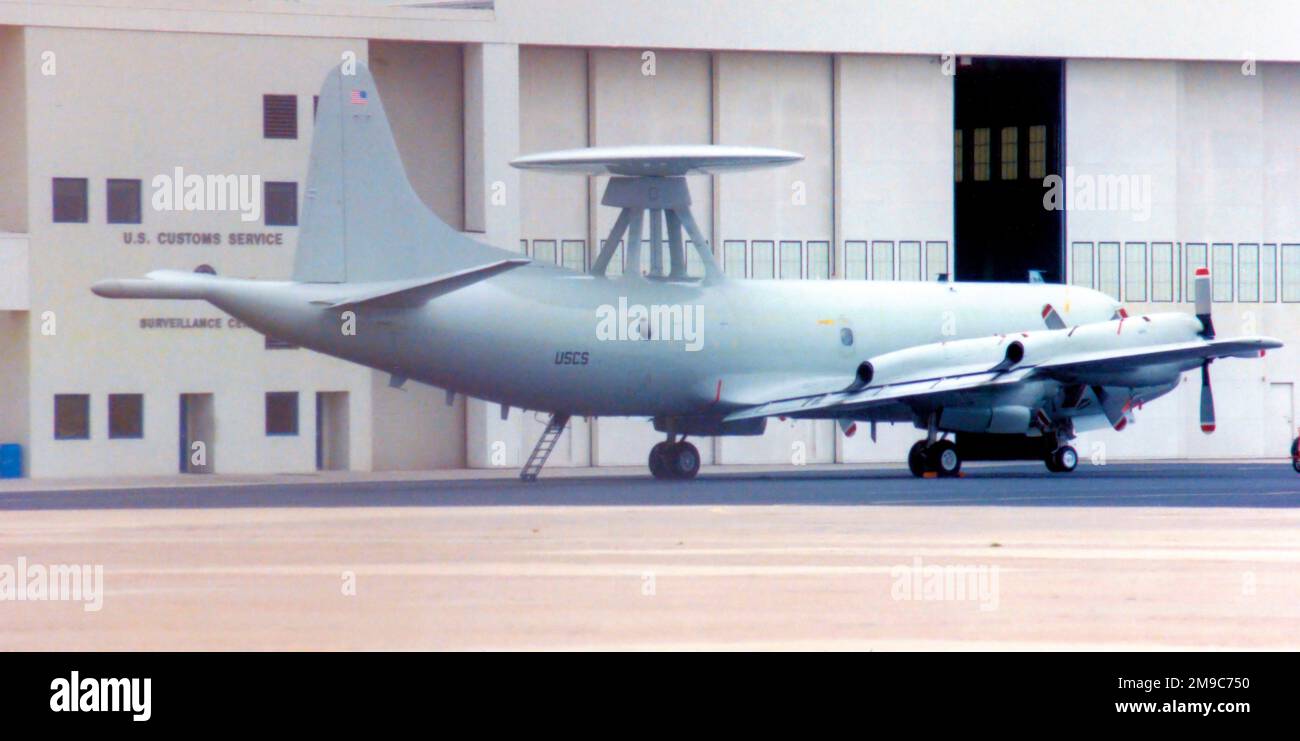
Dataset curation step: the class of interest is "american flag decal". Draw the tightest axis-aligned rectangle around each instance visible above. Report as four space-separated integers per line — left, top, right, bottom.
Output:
349 89 368 105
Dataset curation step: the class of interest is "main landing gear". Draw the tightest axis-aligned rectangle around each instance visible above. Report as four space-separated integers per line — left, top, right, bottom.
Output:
1290 437 1299 474
907 439 962 477
908 413 961 478
649 437 701 480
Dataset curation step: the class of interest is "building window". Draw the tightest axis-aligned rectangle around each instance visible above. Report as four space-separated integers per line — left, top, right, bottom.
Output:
54 394 90 440
1261 244 1278 302
1237 243 1260 302
1098 242 1120 299
685 242 704 278
52 177 88 223
807 241 831 279
1070 242 1094 289
1124 242 1147 302
106 178 142 225
1211 243 1233 302
751 241 774 279
601 240 624 277
953 130 963 183
926 241 949 281
1028 125 1048 180
264 181 298 227
779 241 803 279
108 394 144 439
263 94 298 139
1184 243 1207 302
899 241 922 282
532 239 556 264
1151 242 1174 302
265 392 299 436
999 126 1018 180
723 240 746 277
845 241 868 280
561 239 586 272
1282 244 1300 302
872 241 895 281
973 128 990 181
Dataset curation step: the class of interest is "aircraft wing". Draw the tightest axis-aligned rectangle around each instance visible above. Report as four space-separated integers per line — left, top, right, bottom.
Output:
722 336 1279 424
1032 337 1280 380
723 368 1035 423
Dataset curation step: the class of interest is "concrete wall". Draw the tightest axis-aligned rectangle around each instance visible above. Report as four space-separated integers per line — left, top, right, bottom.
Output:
370 40 465 230
1065 59 1300 460
22 27 375 477
7 1 1300 64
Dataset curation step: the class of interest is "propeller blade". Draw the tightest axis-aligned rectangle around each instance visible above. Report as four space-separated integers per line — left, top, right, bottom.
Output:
1092 385 1130 431
1193 267 1215 338
1199 361 1216 433
1041 303 1066 330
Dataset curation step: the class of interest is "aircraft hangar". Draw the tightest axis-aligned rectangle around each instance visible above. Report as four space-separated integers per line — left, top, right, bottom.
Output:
0 0 1298 478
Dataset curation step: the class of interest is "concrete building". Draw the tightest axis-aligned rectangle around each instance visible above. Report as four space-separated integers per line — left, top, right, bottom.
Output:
1 0 1298 478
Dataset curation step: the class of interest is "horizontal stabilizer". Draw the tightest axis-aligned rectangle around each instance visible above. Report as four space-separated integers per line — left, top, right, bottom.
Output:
325 258 529 310
91 270 223 301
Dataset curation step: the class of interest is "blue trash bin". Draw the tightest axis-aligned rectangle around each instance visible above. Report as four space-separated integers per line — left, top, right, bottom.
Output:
0 444 22 478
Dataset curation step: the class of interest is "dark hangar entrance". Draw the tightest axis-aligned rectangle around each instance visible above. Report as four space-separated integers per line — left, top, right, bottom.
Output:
954 57 1064 282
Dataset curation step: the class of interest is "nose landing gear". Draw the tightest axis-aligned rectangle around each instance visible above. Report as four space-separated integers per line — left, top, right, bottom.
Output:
649 438 701 480
1045 444 1079 473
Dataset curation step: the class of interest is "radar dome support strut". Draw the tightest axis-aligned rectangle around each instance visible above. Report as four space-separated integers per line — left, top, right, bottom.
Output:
592 176 719 281
510 144 804 285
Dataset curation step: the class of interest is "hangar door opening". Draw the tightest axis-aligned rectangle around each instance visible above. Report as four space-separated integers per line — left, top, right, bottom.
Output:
954 58 1063 282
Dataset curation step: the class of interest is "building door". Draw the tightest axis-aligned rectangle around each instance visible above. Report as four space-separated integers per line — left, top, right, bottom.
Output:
179 393 215 474
1268 383 1294 457
954 57 1064 282
315 391 350 471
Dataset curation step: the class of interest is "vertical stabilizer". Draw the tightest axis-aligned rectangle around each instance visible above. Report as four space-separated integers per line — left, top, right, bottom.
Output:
294 61 515 283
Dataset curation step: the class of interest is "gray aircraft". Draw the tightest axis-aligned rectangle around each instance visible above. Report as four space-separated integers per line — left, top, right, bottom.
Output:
94 62 1282 480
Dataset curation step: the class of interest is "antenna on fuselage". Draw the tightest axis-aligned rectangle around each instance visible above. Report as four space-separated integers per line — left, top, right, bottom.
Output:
510 145 803 282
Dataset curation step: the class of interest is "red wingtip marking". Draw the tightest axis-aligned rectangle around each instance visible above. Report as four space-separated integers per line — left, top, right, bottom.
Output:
1041 305 1052 318
1114 418 1128 431
1201 424 1216 433
1260 350 1266 357
1118 307 1129 318
845 423 857 438
1195 267 1210 277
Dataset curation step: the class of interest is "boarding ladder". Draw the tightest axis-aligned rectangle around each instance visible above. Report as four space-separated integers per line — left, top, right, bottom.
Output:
520 413 571 482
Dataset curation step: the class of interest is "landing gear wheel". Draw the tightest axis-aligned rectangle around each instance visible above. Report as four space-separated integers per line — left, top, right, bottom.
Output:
648 442 671 480
1046 445 1078 473
668 442 701 480
907 441 929 478
930 440 961 477
1291 438 1300 473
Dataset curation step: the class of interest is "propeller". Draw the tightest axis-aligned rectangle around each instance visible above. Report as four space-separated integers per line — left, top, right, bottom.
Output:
1193 267 1216 432
1199 360 1216 433
1193 266 1215 338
